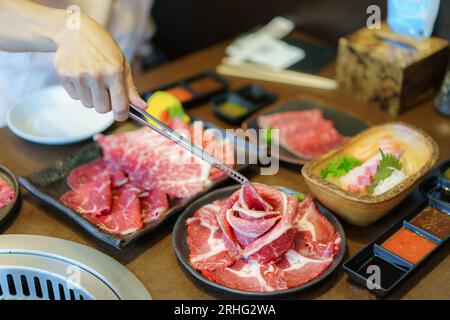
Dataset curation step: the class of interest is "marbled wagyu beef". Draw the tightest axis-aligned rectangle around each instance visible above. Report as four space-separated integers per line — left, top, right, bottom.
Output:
60 124 235 236
257 109 346 159
186 183 341 292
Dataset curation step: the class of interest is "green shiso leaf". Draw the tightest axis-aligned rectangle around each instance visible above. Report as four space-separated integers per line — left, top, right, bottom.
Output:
320 155 361 180
367 149 402 195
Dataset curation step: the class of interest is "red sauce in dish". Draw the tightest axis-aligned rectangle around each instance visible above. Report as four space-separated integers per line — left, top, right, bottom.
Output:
382 228 436 265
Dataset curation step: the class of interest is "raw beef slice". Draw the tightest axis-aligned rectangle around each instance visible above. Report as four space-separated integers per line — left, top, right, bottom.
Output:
278 196 341 287
60 175 112 215
276 244 334 288
0 176 15 208
294 196 341 246
140 189 169 223
257 109 346 159
217 183 298 263
95 127 211 199
187 201 236 271
67 159 127 189
83 184 143 236
202 259 287 292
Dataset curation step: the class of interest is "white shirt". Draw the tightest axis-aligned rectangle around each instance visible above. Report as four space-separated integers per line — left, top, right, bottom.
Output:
0 0 155 127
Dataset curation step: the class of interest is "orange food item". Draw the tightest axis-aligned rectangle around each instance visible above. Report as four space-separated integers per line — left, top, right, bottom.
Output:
159 110 169 123
167 87 193 103
382 228 436 265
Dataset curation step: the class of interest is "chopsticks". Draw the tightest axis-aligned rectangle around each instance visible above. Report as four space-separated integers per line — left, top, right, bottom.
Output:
128 105 249 186
217 58 338 90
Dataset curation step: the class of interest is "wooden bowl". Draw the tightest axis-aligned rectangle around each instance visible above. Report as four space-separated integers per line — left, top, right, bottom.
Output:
302 122 439 226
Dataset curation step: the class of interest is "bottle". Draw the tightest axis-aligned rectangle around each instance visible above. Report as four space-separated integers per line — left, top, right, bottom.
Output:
435 71 450 117
387 0 440 40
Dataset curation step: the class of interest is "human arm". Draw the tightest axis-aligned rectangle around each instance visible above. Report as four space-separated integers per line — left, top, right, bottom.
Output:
0 0 147 120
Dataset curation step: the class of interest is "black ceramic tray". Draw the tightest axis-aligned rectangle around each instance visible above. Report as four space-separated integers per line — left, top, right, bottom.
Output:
173 185 346 297
19 122 256 249
141 71 229 108
243 99 368 165
420 159 450 205
0 165 20 228
343 194 450 297
212 84 277 125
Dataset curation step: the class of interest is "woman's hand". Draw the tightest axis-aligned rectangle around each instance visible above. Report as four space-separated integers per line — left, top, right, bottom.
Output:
53 15 147 121
0 0 147 120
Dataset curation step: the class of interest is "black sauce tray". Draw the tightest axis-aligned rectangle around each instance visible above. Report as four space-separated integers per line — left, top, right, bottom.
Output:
141 71 229 108
420 159 450 205
343 195 449 298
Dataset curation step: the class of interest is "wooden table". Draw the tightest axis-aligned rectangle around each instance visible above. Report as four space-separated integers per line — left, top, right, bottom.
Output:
1 37 449 300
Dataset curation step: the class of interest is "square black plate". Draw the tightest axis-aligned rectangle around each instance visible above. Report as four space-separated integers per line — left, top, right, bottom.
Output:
19 122 256 249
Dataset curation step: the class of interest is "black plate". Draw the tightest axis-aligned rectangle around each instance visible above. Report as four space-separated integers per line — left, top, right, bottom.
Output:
0 165 20 228
19 122 256 249
173 185 346 297
243 99 368 165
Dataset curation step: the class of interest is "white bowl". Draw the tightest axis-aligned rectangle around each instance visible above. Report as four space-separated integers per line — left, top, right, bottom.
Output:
7 86 114 145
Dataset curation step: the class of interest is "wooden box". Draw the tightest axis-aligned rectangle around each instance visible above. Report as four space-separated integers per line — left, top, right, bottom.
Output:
336 24 449 115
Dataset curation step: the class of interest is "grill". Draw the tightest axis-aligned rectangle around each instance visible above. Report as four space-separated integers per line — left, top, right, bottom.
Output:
0 235 151 300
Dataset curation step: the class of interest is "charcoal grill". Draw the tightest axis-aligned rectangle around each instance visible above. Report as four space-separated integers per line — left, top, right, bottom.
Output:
0 235 151 300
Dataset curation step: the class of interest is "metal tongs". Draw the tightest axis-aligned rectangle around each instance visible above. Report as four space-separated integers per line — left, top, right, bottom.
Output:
129 104 249 186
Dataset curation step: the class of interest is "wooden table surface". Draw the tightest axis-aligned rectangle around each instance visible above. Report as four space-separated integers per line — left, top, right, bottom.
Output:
1 36 449 300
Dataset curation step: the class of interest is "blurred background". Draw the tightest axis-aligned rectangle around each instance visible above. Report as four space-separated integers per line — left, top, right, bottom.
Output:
150 0 449 62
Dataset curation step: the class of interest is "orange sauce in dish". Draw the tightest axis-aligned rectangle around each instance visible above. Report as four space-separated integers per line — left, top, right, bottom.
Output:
382 228 436 265
167 87 193 103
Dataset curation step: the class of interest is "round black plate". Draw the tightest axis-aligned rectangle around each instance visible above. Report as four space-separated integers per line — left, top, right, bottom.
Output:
0 165 20 228
243 99 368 165
173 185 346 297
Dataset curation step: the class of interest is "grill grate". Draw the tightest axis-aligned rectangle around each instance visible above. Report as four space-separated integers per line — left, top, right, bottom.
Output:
0 235 151 300
0 270 89 300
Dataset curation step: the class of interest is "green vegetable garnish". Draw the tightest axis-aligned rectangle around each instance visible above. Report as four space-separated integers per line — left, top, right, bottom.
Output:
320 155 361 180
264 125 273 144
168 104 188 119
367 149 402 195
295 193 305 202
